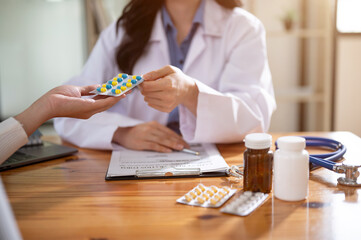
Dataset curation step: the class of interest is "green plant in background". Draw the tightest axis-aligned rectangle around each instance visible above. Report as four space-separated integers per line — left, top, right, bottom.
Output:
281 9 297 31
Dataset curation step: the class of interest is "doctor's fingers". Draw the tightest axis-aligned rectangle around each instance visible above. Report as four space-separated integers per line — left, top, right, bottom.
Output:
140 77 175 94
143 65 178 81
153 124 188 147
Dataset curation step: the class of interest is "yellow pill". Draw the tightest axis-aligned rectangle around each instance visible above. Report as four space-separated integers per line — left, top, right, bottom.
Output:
189 191 197 199
222 187 230 194
198 184 206 192
213 195 221 201
121 86 127 91
211 186 218 193
197 197 205 204
206 189 214 197
218 191 226 198
184 194 192 202
195 188 202 195
115 89 121 94
202 193 209 201
128 79 132 82
126 82 132 87
112 81 117 86
210 197 219 205
113 77 117 81
132 75 136 79
102 84 106 87
100 88 106 92
118 74 122 78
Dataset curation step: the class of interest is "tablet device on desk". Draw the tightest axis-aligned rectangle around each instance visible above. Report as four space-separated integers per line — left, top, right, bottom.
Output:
0 129 78 171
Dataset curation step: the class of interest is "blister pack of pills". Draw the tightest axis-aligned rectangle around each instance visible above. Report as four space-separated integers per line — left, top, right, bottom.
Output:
220 191 269 216
176 184 236 208
91 73 144 96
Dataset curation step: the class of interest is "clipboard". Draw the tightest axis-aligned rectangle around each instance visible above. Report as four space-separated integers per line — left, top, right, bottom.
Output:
105 166 227 180
104 143 229 181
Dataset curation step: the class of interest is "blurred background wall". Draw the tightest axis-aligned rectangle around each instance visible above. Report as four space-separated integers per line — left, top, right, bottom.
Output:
0 0 360 137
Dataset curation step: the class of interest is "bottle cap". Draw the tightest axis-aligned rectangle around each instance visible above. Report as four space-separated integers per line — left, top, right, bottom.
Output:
277 136 305 151
245 133 272 149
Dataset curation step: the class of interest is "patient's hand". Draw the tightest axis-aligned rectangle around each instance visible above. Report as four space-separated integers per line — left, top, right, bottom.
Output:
112 121 189 153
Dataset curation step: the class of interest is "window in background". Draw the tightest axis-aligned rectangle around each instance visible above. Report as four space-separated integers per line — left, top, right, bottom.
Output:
0 0 86 119
337 0 361 33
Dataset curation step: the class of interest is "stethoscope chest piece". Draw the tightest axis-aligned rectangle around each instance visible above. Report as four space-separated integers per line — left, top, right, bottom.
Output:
335 163 361 187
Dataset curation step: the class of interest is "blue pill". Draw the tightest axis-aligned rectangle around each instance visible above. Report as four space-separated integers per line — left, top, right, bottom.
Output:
117 77 122 82
106 84 112 89
122 82 127 86
97 87 102 92
108 80 113 84
131 79 137 84
117 86 121 89
136 76 142 80
111 89 116 94
122 74 128 79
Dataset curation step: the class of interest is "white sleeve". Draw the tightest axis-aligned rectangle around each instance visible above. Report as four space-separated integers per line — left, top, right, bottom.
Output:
180 19 276 143
54 23 143 150
0 118 28 164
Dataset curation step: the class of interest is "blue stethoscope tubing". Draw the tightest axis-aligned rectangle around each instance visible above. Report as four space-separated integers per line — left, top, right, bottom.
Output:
303 136 347 170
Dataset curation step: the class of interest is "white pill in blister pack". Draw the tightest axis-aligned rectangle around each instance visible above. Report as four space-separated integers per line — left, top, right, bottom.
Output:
176 184 236 208
220 191 269 216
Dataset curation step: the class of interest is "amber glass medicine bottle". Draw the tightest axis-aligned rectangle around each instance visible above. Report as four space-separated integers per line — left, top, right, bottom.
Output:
243 133 273 193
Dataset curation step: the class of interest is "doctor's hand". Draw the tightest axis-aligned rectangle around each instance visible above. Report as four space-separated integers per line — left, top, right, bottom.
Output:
139 65 199 116
112 121 189 153
15 85 127 137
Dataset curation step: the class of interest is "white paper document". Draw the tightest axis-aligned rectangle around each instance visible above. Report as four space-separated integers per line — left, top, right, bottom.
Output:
106 143 229 178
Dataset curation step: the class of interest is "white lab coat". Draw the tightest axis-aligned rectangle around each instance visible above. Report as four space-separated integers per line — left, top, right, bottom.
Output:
54 0 276 150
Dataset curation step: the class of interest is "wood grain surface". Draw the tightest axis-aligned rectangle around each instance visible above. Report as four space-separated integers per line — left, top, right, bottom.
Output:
1 132 361 240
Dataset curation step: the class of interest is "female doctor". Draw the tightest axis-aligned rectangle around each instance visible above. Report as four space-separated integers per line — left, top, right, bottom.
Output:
54 0 276 152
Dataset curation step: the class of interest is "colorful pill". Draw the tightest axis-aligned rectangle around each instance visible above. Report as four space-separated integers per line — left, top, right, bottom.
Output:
122 82 127 86
210 186 218 193
100 88 106 93
111 89 116 94
112 81 117 86
122 74 128 79
206 189 214 197
106 84 112 89
126 82 132 87
198 184 206 192
136 76 142 80
96 87 102 92
197 197 205 204
131 79 137 84
117 86 122 89
132 75 136 80
210 197 220 205
222 187 230 194
117 77 122 82
107 80 112 84
115 89 121 94
120 86 127 91
185 194 192 202
202 193 210 200
189 191 197 199
102 84 107 87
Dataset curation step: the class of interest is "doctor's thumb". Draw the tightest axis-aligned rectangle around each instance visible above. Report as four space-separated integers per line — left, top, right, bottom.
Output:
143 65 176 81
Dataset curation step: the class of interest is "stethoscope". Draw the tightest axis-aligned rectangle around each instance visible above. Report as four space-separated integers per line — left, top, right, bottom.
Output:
227 136 361 187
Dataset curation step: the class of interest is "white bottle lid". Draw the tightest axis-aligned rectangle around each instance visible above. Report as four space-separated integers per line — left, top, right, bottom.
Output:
277 136 306 151
244 133 272 149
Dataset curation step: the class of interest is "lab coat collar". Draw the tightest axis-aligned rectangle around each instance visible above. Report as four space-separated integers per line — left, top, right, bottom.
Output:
149 0 226 42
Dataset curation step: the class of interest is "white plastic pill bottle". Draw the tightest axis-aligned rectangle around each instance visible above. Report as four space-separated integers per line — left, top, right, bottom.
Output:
274 136 309 201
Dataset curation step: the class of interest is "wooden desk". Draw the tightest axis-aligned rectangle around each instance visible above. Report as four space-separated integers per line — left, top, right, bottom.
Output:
1 132 361 240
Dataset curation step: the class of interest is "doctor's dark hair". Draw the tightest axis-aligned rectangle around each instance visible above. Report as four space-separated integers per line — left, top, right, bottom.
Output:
115 0 243 74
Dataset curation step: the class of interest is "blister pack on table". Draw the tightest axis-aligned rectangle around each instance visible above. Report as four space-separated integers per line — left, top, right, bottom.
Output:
91 73 144 96
176 184 236 208
221 191 269 216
